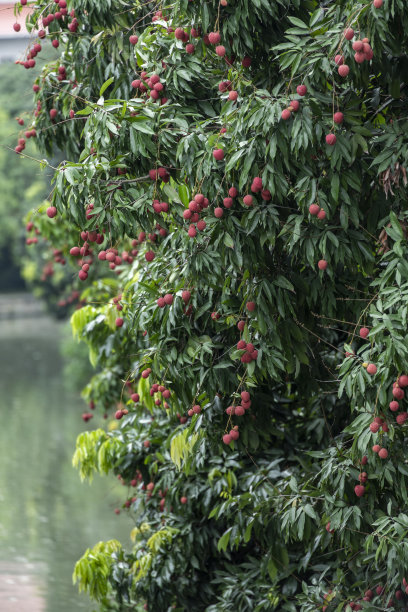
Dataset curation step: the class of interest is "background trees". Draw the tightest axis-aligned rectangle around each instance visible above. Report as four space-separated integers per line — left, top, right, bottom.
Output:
14 0 408 609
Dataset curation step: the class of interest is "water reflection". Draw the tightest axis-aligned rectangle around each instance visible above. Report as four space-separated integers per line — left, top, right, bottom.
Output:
0 305 129 611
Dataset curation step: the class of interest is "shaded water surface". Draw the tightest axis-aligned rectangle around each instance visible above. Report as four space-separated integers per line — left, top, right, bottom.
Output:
0 300 130 611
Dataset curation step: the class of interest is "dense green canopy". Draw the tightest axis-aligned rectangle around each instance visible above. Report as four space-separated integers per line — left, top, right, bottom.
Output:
16 0 408 609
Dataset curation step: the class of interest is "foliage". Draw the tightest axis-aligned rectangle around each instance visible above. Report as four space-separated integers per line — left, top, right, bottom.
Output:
18 0 408 610
0 63 49 290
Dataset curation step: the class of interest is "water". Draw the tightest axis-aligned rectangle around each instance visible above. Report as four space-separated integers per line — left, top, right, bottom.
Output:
0 304 130 611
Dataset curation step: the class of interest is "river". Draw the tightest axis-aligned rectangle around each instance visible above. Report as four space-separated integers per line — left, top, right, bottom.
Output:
0 297 130 611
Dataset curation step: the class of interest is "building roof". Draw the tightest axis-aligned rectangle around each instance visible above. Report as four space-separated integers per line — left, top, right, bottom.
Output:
0 3 33 38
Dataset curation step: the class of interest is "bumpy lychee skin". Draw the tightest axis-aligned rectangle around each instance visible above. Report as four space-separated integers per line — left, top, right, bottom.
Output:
359 327 369 338
213 148 224 161
296 84 307 96
281 108 291 120
243 195 253 206
229 186 238 198
396 412 408 425
338 65 350 77
398 374 408 387
389 401 399 411
215 45 226 57
326 133 336 146
289 100 299 111
208 31 221 44
344 28 354 40
309 204 320 216
116 317 124 327
393 386 404 400
214 207 224 218
333 112 344 124
182 290 191 303
246 301 256 312
46 206 57 218
335 54 344 65
354 484 365 497
223 433 232 445
369 421 380 433
317 210 326 220
129 35 138 45
378 447 388 459
372 444 381 453
318 259 328 271
367 363 377 375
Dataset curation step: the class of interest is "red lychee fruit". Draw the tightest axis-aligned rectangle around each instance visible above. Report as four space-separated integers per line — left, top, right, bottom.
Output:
318 259 328 270
281 109 291 120
180 496 187 504
208 31 221 44
359 327 369 338
354 485 365 497
334 54 344 65
229 187 238 197
243 195 253 206
223 433 232 445
398 374 408 387
46 206 57 218
333 112 344 124
116 317 124 327
246 301 255 312
325 133 336 146
352 40 364 52
378 448 388 459
354 52 365 63
366 363 377 375
129 34 138 44
213 148 224 161
215 45 226 57
309 204 320 216
214 207 224 218
338 65 350 77
397 413 408 425
296 84 307 96
344 28 354 40
393 387 404 400
389 401 399 411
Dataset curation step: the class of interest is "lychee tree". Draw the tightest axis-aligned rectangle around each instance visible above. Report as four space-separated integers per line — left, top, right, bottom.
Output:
15 0 408 609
